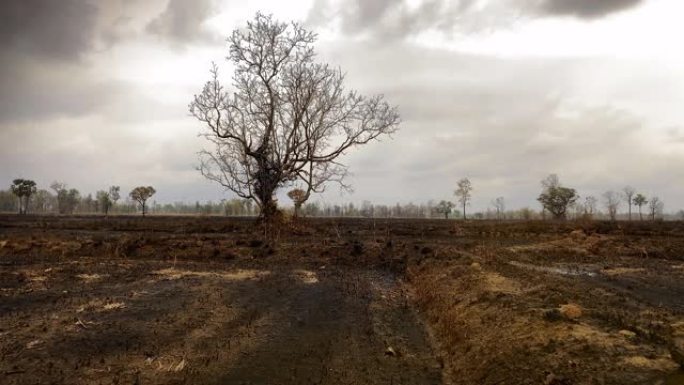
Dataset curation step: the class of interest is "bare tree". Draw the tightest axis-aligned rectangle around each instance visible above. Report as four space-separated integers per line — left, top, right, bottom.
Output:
570 201 584 220
189 13 400 220
492 196 505 220
129 186 156 217
454 178 473 220
50 182 80 214
603 191 621 221
648 196 663 221
31 189 54 213
109 186 121 206
435 200 455 219
96 186 120 216
622 186 635 220
633 193 647 221
537 174 578 220
287 188 307 218
96 190 111 215
10 179 37 215
584 196 597 218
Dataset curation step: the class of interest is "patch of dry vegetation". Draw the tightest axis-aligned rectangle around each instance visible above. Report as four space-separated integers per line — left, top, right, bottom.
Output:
151 268 269 281
408 240 681 384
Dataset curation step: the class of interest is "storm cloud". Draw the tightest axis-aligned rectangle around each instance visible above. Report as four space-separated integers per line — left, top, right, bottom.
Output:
0 0 99 60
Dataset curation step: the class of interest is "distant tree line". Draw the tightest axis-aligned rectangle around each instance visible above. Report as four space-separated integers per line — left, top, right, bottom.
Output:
2 180 157 217
1 177 677 221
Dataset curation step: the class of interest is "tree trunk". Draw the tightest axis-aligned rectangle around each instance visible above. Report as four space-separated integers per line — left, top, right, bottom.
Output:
462 202 466 221
294 203 301 218
142 201 146 217
628 204 632 221
260 197 278 220
639 207 642 221
255 168 279 221
444 212 448 219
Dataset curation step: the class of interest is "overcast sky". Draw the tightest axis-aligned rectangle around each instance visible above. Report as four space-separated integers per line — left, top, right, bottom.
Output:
1 0 683 211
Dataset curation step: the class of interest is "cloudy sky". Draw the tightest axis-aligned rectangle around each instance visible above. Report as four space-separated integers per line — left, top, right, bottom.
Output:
1 0 683 211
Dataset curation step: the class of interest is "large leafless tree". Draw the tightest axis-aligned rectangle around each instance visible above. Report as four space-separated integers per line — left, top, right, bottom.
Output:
189 13 400 219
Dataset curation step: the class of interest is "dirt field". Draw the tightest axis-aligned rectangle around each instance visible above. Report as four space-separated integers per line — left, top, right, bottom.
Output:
1 215 684 384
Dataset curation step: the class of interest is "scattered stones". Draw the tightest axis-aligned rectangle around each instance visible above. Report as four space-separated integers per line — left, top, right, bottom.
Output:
470 262 482 270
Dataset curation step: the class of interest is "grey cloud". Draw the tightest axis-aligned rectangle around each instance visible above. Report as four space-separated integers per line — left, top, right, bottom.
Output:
540 0 644 19
314 42 683 209
0 0 181 124
307 0 645 41
0 62 114 122
308 0 475 39
0 0 99 60
0 57 180 124
146 0 217 45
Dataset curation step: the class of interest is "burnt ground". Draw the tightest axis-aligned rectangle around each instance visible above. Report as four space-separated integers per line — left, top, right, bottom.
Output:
1 215 684 384
0 261 440 384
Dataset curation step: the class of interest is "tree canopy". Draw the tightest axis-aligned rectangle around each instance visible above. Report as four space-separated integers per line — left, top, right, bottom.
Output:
10 179 37 214
129 186 156 217
537 174 578 220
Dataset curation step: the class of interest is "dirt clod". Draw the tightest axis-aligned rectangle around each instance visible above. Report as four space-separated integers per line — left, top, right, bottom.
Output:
559 303 583 319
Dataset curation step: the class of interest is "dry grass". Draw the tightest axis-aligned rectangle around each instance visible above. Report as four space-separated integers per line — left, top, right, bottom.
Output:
103 302 126 311
152 268 269 281
408 245 680 384
293 269 319 284
483 272 521 294
76 273 106 282
622 356 678 371
601 267 647 276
